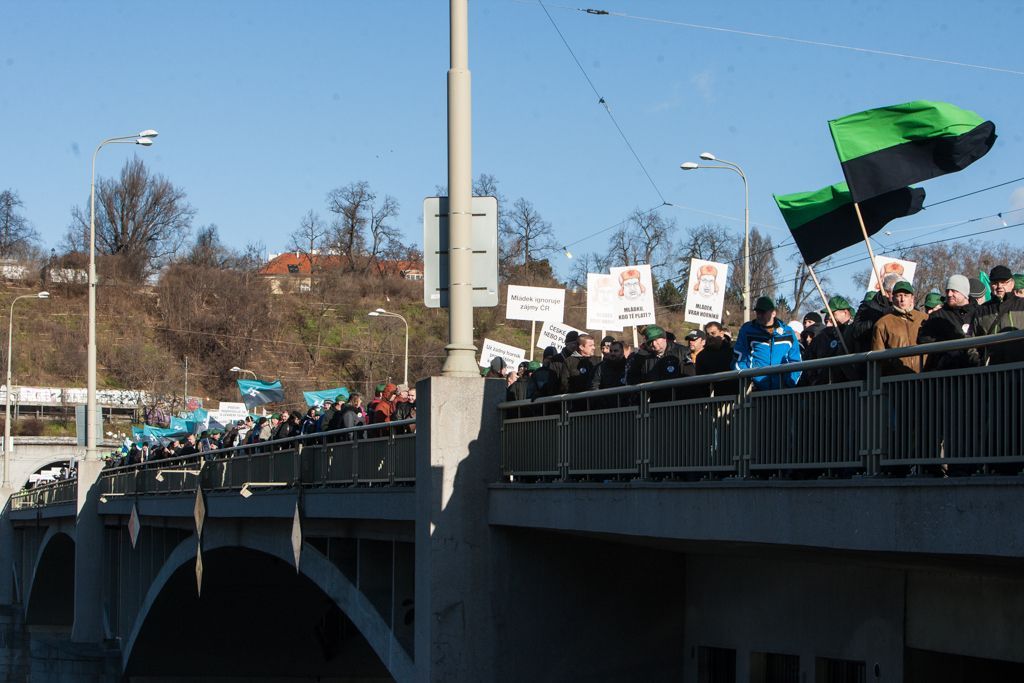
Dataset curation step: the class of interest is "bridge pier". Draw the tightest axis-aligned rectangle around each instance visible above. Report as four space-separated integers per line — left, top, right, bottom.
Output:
415 376 504 682
71 458 104 644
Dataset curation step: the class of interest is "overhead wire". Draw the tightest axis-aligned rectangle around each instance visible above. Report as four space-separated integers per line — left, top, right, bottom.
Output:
521 2 1024 77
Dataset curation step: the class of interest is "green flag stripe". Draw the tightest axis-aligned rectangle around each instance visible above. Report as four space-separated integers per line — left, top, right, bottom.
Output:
829 100 985 162
774 182 853 230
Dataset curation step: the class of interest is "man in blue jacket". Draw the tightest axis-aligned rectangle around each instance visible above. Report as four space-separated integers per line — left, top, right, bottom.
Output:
734 296 802 390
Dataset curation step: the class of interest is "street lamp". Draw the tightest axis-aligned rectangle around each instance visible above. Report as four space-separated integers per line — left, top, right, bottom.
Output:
368 308 409 386
229 366 258 379
680 152 751 320
4 291 50 486
88 130 158 464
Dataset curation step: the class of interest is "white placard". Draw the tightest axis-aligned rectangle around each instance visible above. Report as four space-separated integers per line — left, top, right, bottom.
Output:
684 258 729 326
609 264 657 326
536 321 583 352
505 285 565 322
868 257 917 292
215 401 249 422
586 273 623 331
479 338 526 370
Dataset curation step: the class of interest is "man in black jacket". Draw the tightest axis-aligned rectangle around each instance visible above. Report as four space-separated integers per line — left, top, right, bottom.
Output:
917 274 978 371
848 272 901 353
970 264 1024 365
626 325 695 401
802 296 858 384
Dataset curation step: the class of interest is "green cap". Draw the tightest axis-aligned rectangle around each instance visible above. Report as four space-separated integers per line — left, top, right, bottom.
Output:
1014 273 1024 290
862 290 877 303
375 383 386 393
923 290 943 308
753 296 775 312
892 280 914 295
823 295 854 313
271 413 281 420
527 360 542 372
643 325 666 342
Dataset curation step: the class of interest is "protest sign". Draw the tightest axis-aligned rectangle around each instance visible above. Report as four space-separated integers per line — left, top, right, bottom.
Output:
505 285 565 322
609 264 656 326
867 257 917 292
586 273 623 331
479 338 526 371
536 321 583 352
216 402 249 422
684 258 729 326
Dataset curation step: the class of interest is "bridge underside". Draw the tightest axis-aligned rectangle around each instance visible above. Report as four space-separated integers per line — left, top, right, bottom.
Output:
126 547 393 681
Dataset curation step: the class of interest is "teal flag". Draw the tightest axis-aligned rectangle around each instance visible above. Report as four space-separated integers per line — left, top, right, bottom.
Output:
237 379 285 409
303 387 350 408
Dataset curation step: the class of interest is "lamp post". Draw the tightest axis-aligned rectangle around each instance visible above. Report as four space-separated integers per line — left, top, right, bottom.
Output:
680 152 751 320
88 130 158 463
229 366 258 379
4 291 49 486
368 308 409 386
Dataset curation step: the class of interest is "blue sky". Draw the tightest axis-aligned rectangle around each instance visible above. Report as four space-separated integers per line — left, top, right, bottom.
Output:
2 0 1022 299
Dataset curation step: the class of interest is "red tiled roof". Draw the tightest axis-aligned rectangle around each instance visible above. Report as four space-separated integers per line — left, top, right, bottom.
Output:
258 253 342 276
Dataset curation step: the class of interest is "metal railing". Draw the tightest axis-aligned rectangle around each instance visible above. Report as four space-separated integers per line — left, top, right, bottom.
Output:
499 330 1024 481
99 419 416 499
11 478 78 511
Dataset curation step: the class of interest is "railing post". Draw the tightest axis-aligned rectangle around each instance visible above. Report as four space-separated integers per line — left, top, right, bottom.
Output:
558 400 569 481
637 389 650 480
863 358 883 476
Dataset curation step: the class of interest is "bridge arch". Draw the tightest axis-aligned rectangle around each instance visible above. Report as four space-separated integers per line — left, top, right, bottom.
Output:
24 526 75 626
122 526 413 682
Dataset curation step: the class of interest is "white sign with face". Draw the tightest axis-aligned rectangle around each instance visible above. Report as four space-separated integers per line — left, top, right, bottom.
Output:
479 338 526 370
505 285 565 322
684 258 729 326
586 273 623 331
536 321 583 352
609 264 656 326
868 257 917 293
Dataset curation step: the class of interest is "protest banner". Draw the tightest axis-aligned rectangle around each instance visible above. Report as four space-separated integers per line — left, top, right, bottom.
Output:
867 256 917 292
609 264 656 327
536 321 583 352
684 258 729 326
505 285 565 322
479 338 526 371
586 273 623 332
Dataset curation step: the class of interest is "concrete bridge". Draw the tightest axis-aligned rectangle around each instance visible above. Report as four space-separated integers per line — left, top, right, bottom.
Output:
4 333 1024 682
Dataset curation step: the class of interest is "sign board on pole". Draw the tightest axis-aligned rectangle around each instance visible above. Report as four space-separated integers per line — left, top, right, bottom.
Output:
505 285 565 322
479 339 526 370
684 258 730 326
215 402 249 422
867 256 917 293
423 196 499 308
609 264 657 326
536 321 582 352
586 273 623 331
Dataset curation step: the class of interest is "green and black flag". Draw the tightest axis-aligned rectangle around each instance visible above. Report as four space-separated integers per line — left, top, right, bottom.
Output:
829 100 996 202
774 182 925 264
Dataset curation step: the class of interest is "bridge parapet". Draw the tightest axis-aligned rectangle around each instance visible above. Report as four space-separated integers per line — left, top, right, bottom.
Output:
10 479 77 511
500 331 1024 481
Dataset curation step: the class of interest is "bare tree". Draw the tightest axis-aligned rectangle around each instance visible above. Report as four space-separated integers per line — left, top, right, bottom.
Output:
677 223 739 288
0 190 40 259
366 195 401 276
887 239 1024 296
566 251 609 290
789 254 833 317
728 227 777 302
67 157 195 279
501 197 556 268
185 224 234 269
288 210 329 272
325 181 372 271
606 208 677 283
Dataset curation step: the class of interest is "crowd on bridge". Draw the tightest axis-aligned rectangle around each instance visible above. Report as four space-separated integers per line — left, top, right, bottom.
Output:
106 383 416 466
503 265 1024 402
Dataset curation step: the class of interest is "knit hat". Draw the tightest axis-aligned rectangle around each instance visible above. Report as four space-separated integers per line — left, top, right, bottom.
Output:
892 280 914 295
802 311 823 326
753 296 775 312
1015 274 1024 290
862 290 878 303
643 325 666 342
564 330 579 345
542 345 557 359
600 335 615 345
989 265 1013 282
489 357 506 374
527 360 542 372
945 274 970 299
375 383 386 393
968 277 986 299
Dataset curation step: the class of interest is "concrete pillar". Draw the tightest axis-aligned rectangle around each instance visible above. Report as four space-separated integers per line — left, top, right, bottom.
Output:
414 376 504 682
0 486 14 607
71 459 104 643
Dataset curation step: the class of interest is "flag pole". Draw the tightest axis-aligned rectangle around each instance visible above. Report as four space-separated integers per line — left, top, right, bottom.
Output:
529 321 536 361
806 260 849 355
852 201 885 292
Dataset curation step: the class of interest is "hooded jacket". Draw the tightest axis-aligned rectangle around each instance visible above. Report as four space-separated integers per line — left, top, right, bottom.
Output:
734 320 802 390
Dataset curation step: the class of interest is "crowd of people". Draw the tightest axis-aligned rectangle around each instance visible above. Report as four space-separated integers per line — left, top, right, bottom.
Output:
107 383 416 466
501 265 1024 403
